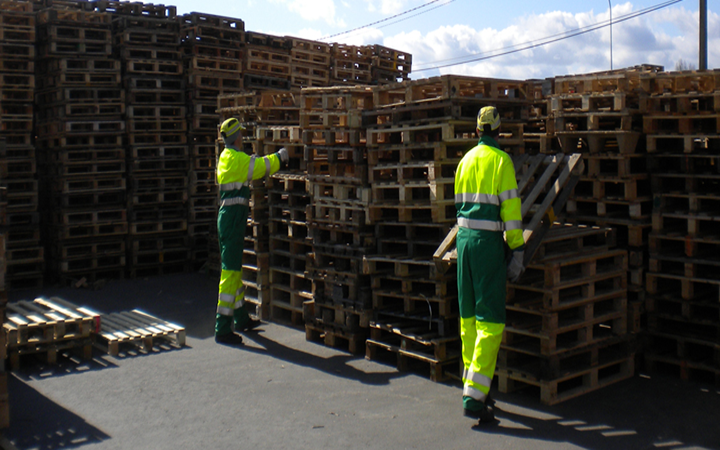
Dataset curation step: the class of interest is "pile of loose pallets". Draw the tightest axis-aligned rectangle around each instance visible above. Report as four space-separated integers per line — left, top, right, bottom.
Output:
2 295 185 365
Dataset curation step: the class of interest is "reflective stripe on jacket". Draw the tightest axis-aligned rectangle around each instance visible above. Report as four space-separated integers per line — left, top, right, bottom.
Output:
216 145 281 204
454 136 524 250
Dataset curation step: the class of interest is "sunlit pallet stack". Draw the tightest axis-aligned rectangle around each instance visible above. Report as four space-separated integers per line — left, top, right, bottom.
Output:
554 65 664 333
216 90 302 319
362 75 530 380
371 44 412 85
498 223 633 404
0 0 43 289
287 37 330 89
34 5 128 286
300 86 375 353
265 124 310 326
642 69 720 384
244 31 291 91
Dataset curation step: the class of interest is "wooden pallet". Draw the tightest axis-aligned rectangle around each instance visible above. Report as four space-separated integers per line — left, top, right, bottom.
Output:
434 153 584 273
94 309 185 356
366 321 460 382
4 297 98 369
305 322 366 354
498 350 635 405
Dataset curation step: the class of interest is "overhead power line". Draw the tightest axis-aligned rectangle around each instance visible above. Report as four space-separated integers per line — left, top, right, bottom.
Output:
319 0 454 41
413 0 684 72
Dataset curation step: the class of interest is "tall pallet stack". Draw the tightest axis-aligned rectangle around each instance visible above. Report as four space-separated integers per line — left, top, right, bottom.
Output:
1 0 43 289
330 44 372 86
554 66 661 334
371 44 412 85
362 75 528 380
260 103 310 325
215 90 302 319
288 37 330 89
301 86 375 353
244 31 291 91
642 69 720 384
181 12 245 267
0 146 8 430
498 223 634 405
34 5 128 286
113 8 192 278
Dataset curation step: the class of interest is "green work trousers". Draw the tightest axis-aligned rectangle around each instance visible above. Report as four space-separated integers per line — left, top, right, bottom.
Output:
456 226 506 411
216 203 250 336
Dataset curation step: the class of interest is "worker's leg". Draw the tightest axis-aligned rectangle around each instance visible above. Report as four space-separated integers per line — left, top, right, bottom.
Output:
216 269 243 335
458 228 506 413
216 206 248 337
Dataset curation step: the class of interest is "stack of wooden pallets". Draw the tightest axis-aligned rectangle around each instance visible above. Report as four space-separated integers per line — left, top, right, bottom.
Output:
115 13 191 278
301 86 375 354
0 0 43 289
215 90 303 319
330 43 372 86
0 151 7 429
370 44 412 85
361 75 530 380
642 69 720 384
3 296 96 370
288 37 330 89
554 66 662 333
181 12 245 268
498 223 633 404
35 4 128 286
244 31 291 91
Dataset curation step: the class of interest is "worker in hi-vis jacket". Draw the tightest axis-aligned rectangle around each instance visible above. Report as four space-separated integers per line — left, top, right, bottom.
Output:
454 106 525 422
214 117 288 345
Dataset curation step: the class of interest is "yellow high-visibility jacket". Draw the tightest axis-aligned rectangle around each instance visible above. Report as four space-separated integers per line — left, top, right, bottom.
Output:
454 136 524 250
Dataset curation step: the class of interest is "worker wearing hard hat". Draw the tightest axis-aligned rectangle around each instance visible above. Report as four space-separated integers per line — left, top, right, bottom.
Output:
454 106 525 422
215 117 288 345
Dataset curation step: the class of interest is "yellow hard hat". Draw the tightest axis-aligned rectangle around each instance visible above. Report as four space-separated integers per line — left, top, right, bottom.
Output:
477 106 501 131
220 117 244 138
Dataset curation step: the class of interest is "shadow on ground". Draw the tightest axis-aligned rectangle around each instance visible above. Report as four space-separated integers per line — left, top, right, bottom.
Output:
4 374 110 450
475 371 720 450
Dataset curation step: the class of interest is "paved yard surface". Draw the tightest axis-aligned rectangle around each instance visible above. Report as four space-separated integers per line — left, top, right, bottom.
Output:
2 273 719 450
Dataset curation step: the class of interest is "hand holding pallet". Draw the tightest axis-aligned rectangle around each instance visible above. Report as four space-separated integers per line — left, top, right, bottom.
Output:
433 152 585 274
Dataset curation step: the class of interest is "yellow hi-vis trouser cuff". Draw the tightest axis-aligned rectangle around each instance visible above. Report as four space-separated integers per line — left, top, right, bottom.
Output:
217 268 246 316
460 319 504 402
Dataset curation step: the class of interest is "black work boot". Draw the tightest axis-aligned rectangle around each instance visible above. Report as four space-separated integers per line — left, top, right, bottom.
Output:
239 319 263 332
215 332 244 346
463 403 495 423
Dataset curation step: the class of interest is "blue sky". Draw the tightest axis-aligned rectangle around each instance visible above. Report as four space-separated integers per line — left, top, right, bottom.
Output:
169 0 719 79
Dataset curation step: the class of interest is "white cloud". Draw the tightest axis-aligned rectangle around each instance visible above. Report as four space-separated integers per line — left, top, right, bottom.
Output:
384 6 719 80
273 0 343 26
363 0 409 15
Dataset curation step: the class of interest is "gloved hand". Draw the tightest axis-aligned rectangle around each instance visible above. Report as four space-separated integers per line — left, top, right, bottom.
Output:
506 249 524 283
277 147 288 163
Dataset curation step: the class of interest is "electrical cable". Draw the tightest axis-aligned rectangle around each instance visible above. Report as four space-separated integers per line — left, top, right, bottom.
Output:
413 0 684 72
319 0 454 41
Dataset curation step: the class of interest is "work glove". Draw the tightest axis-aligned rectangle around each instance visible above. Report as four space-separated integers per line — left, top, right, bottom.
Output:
277 147 289 164
506 249 524 283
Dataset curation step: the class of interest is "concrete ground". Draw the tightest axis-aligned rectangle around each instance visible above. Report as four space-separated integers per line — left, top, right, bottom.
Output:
2 272 719 450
